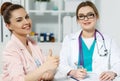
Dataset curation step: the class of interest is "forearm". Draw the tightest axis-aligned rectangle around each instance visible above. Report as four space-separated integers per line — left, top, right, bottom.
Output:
25 65 47 81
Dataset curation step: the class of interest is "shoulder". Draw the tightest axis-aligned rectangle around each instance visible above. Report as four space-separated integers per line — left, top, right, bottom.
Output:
63 30 81 42
2 40 21 60
96 30 112 41
4 40 18 52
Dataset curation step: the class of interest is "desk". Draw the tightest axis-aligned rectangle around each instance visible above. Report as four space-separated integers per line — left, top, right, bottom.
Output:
54 71 120 81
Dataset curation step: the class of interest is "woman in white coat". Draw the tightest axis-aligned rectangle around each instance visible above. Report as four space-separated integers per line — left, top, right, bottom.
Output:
59 1 120 81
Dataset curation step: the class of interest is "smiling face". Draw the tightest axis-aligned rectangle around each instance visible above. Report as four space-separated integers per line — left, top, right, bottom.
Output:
77 6 98 31
7 8 32 37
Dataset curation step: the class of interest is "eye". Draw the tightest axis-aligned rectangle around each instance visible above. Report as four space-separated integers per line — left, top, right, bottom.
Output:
87 12 95 18
16 19 22 22
78 14 85 20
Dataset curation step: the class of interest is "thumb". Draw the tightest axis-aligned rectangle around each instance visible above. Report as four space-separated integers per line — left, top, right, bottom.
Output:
48 49 52 57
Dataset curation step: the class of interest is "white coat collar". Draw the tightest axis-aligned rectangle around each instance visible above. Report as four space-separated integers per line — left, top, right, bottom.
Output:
70 30 81 40
70 29 104 49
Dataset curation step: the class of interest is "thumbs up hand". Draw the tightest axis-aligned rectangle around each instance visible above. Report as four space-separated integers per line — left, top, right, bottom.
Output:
43 49 59 71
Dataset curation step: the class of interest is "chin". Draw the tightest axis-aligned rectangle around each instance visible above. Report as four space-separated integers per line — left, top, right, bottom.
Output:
25 31 31 35
83 28 94 31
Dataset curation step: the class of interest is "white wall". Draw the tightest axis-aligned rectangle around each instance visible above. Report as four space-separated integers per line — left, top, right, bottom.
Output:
100 0 120 46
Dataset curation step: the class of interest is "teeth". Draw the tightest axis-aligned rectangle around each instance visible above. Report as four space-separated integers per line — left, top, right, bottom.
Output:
23 25 29 28
24 25 27 27
84 22 90 25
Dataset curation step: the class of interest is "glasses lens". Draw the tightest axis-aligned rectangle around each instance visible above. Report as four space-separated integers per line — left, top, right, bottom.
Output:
78 15 85 20
87 12 95 19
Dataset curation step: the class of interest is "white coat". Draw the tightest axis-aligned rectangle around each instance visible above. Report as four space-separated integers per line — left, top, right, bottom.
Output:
58 30 120 77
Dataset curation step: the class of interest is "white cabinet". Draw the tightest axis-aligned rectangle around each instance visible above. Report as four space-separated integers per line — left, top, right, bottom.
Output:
24 0 83 43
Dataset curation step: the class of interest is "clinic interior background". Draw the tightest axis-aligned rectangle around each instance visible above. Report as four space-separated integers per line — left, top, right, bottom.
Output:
0 0 120 74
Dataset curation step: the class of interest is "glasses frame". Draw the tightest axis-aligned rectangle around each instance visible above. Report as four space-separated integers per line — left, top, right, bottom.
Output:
77 12 95 20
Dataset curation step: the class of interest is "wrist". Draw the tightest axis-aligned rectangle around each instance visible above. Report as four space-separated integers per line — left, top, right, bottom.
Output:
40 64 48 74
67 70 75 77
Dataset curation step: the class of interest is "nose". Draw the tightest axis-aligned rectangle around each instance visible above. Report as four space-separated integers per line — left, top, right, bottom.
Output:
24 19 29 24
84 16 89 21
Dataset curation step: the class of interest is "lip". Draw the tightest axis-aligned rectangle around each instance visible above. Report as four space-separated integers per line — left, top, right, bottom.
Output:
83 22 91 25
22 24 31 30
25 26 31 30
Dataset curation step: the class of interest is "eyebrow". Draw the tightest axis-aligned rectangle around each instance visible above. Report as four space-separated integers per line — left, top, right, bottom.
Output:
15 14 28 20
78 12 94 15
16 17 22 20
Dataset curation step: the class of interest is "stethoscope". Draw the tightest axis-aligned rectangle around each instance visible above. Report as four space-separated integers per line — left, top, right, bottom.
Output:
78 29 108 67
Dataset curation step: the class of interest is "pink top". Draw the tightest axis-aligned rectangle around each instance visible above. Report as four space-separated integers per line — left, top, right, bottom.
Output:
2 34 45 81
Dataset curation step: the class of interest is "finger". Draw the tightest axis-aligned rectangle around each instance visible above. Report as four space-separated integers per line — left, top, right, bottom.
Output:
45 73 50 80
75 72 86 79
48 73 53 80
44 72 50 80
76 75 85 80
100 72 106 79
79 69 87 73
109 76 115 81
106 74 115 81
102 75 111 81
54 55 59 58
79 72 87 78
41 74 46 80
100 73 109 80
48 49 52 57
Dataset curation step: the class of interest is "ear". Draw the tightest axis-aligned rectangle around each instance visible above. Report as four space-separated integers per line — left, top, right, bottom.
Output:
6 23 12 30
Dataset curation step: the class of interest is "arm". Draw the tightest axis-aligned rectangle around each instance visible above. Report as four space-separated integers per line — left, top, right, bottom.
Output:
100 39 120 81
109 39 120 76
25 50 59 81
2 48 59 81
58 36 73 76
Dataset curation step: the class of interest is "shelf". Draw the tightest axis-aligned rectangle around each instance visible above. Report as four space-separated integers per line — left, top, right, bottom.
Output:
29 10 59 14
28 10 75 14
60 10 75 13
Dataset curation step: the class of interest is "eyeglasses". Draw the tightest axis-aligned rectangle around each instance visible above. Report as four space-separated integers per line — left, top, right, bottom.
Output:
77 12 95 20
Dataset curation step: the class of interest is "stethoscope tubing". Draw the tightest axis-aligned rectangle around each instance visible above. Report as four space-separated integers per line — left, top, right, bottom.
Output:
78 29 108 67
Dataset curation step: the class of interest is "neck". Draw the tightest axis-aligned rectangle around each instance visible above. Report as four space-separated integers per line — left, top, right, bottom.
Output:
13 33 28 47
82 29 95 38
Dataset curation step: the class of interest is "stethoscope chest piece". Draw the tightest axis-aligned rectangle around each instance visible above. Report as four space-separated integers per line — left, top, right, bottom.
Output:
98 47 108 56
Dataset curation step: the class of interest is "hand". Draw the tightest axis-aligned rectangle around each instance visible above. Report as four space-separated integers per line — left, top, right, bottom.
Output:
43 49 59 71
41 70 55 81
69 68 87 80
100 71 117 81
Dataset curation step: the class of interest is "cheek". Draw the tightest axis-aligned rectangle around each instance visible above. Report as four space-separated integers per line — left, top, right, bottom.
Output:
77 21 83 26
29 19 32 24
91 19 97 26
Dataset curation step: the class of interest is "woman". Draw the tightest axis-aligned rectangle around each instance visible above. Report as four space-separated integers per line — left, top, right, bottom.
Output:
1 2 59 81
59 1 120 81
